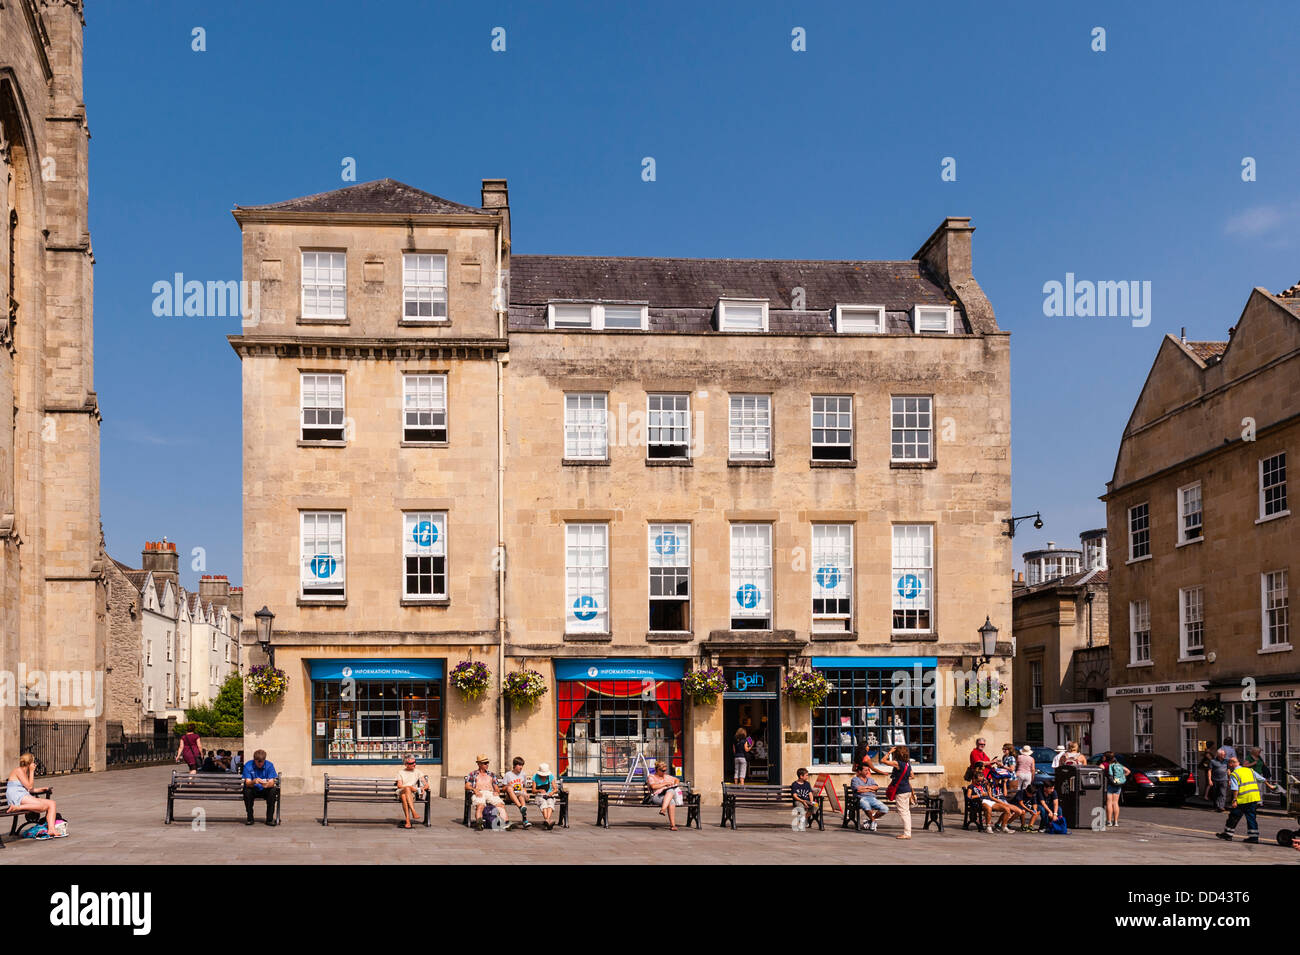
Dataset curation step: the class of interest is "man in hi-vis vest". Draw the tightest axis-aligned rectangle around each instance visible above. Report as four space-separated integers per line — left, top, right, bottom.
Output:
1215 756 1277 844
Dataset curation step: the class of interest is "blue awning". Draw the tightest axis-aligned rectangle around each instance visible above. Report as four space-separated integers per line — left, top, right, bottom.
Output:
812 657 937 669
555 658 686 682
309 659 444 681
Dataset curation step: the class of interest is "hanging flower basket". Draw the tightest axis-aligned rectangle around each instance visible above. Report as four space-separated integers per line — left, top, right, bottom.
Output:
682 667 726 706
449 660 492 701
502 668 548 709
246 664 288 705
783 670 831 708
959 675 1007 709
1189 698 1224 724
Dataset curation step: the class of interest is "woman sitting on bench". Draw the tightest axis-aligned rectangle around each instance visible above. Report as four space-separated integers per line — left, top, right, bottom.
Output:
6 753 61 838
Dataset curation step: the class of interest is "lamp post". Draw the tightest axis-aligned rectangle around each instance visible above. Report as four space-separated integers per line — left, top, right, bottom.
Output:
1002 512 1044 538
254 605 275 667
976 616 998 669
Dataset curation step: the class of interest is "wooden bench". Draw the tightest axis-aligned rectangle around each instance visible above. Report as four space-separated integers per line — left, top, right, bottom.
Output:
842 783 944 832
323 773 431 827
596 780 701 829
720 782 824 830
165 771 281 825
461 786 569 828
0 785 53 847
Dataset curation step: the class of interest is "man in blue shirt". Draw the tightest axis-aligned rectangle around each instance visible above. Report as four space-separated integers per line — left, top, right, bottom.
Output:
242 749 279 826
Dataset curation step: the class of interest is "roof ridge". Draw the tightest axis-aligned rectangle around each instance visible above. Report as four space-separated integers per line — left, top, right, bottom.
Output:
235 178 487 216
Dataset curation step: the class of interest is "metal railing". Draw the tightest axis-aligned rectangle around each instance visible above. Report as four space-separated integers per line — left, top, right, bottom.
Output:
19 718 91 776
106 722 174 767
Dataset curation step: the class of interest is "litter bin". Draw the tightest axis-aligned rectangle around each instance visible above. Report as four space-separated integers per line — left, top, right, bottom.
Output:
1056 764 1105 829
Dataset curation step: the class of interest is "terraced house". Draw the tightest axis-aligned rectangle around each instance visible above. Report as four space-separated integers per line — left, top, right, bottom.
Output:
231 178 1012 800
1103 287 1299 782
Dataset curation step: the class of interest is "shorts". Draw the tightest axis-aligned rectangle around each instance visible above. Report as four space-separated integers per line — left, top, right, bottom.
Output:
981 799 998 809
733 757 748 780
649 789 684 807
1016 771 1033 786
858 793 888 814
1105 783 1123 795
472 793 504 808
536 796 557 811
6 780 31 805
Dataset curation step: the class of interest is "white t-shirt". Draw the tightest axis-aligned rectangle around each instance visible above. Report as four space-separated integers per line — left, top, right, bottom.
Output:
503 770 528 793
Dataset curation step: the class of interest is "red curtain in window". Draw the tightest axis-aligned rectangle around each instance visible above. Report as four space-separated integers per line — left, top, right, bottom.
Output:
556 680 684 776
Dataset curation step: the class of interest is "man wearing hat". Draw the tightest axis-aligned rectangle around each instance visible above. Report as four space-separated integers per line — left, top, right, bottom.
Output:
464 754 510 830
1050 745 1066 769
531 761 561 830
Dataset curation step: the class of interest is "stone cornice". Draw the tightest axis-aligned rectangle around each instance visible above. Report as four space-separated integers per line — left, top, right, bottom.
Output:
231 209 502 230
227 335 508 362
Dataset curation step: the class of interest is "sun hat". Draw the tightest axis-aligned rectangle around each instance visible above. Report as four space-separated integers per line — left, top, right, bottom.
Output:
537 763 551 775
475 754 490 764
1021 745 1033 755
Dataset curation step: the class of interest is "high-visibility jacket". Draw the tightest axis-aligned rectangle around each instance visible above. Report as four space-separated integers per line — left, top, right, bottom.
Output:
1230 766 1262 804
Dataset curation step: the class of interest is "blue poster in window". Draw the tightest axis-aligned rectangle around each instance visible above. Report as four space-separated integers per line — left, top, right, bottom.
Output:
654 531 679 557
310 554 337 578
411 520 437 547
735 583 760 609
816 565 840 589
896 573 921 599
572 595 598 621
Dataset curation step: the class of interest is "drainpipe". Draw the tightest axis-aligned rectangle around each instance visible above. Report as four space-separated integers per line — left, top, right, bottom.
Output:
495 217 507 770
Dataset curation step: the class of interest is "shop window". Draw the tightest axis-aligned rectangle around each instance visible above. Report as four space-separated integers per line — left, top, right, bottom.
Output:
647 393 690 459
556 665 684 780
810 661 938 766
811 396 852 461
300 373 345 442
730 523 772 629
891 525 933 633
402 374 447 443
648 524 690 632
310 661 443 763
403 511 447 600
811 524 852 632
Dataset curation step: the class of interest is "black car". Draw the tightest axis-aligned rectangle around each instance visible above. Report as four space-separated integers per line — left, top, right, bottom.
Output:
1088 752 1196 805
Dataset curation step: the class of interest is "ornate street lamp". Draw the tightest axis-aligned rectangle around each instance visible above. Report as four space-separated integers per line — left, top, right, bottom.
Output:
254 605 275 666
1002 512 1044 538
976 616 999 669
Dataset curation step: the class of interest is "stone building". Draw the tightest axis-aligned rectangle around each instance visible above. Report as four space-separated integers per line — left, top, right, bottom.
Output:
1011 531 1110 749
231 178 1013 798
1103 289 1299 778
104 541 242 734
0 0 105 769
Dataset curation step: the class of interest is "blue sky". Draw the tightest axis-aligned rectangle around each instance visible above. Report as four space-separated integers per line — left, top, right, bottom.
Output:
87 0 1300 588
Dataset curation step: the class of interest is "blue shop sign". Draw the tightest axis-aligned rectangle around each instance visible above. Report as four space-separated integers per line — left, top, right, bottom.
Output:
555 658 686 682
309 659 444 682
727 668 778 693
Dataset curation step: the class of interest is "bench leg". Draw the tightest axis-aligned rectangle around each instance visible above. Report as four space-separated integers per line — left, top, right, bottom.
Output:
165 792 174 825
597 797 607 829
690 798 701 830
322 793 329 826
423 793 432 828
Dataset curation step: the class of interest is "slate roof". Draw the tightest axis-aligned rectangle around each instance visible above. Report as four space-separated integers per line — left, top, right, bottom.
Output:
508 255 968 334
110 556 150 595
235 179 488 217
1013 567 1108 597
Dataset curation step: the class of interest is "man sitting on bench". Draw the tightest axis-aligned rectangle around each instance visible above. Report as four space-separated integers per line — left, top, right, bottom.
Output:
850 762 889 832
242 749 278 827
645 760 683 831
465 754 510 831
790 768 817 830
502 756 532 829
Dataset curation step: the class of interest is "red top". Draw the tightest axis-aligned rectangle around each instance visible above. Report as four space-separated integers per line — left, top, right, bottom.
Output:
969 747 990 766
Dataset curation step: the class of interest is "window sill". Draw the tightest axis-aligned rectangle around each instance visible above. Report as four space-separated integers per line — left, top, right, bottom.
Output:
728 459 774 468
298 598 347 608
1126 660 1154 669
401 598 450 607
1175 536 1204 548
562 458 610 467
646 631 693 643
1258 643 1293 655
297 316 349 325
1125 555 1152 565
811 630 857 642
1177 655 1206 663
397 319 451 328
298 439 347 448
645 458 692 467
810 459 856 469
890 630 937 642
889 460 937 469
400 441 449 449
1256 509 1290 525
562 631 613 643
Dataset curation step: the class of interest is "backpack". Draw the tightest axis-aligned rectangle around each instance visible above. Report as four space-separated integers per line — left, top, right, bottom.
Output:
1108 762 1126 784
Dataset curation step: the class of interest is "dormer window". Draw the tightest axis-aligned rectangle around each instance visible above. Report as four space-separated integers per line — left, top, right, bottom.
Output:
717 299 768 332
547 303 648 330
912 305 954 334
835 305 885 333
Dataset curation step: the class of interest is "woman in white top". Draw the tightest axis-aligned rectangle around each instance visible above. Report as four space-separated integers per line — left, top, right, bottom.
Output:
395 754 425 829
6 753 60 836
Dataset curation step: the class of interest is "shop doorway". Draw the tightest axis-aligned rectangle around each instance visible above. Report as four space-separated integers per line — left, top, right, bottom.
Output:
723 666 780 785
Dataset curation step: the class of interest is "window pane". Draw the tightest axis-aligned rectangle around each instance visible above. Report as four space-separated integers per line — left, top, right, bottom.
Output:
892 525 932 632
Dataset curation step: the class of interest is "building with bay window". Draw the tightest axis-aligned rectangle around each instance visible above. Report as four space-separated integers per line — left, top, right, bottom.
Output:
232 179 1013 799
1103 289 1300 784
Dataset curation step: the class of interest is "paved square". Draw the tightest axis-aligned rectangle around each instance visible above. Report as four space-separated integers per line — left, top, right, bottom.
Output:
3 765 1296 865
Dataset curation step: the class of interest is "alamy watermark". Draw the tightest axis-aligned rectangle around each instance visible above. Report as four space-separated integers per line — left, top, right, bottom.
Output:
1 665 104 717
1042 273 1151 327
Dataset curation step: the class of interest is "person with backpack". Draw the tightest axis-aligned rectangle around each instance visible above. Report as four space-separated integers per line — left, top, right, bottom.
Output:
1100 751 1129 828
1036 780 1067 834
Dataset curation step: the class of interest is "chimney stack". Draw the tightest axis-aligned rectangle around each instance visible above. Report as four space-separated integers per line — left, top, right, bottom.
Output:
228 586 244 619
140 539 180 588
481 178 510 247
199 574 231 609
914 216 974 286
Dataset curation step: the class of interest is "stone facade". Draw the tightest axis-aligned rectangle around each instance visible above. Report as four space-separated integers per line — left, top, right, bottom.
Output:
1103 288 1300 775
231 179 1012 798
0 0 105 769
